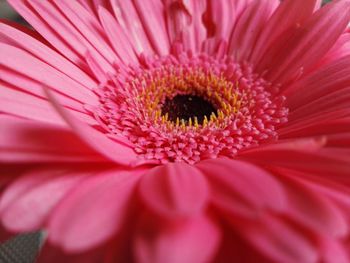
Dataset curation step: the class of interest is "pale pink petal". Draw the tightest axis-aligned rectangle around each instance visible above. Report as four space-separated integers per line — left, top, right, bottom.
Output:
228 0 277 62
0 169 86 232
197 158 287 215
259 0 350 84
134 215 220 263
48 169 142 252
139 162 209 219
0 115 106 163
231 215 318 263
46 90 140 166
251 0 319 64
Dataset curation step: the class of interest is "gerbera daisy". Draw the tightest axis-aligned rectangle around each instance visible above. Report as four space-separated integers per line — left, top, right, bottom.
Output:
1 0 350 262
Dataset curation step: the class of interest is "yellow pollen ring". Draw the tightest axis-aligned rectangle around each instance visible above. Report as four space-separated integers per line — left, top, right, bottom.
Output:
137 68 244 131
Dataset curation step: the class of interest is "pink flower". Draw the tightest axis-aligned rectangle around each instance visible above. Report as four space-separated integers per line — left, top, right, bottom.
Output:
1 0 350 262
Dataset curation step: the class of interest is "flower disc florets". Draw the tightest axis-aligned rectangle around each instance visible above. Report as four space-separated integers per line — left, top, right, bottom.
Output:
95 52 288 164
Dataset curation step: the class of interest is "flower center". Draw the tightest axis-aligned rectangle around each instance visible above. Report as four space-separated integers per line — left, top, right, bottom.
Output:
94 52 289 164
161 94 217 125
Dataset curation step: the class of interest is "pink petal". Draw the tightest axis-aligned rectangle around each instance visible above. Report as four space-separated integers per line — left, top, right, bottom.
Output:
131 0 170 55
0 115 105 163
46 90 140 166
98 7 139 64
8 0 84 66
281 175 348 237
164 0 207 53
52 0 119 66
197 158 286 216
0 43 98 105
285 55 350 111
238 140 350 182
139 162 209 219
134 215 221 263
205 0 252 40
0 169 86 232
320 237 350 263
0 81 66 125
251 0 319 64
259 0 350 84
48 169 142 252
108 0 156 56
228 0 277 62
0 21 96 89
231 215 318 263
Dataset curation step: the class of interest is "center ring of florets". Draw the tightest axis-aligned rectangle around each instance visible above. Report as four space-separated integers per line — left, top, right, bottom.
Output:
95 54 288 164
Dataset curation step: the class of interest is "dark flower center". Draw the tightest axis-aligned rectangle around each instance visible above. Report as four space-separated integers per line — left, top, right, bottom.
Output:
161 94 217 125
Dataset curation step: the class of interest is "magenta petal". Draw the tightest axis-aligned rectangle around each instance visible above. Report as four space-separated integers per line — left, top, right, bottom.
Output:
48 169 142 252
139 162 209 219
134 215 221 263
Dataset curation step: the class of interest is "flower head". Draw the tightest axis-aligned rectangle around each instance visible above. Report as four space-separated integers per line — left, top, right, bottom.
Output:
1 0 350 262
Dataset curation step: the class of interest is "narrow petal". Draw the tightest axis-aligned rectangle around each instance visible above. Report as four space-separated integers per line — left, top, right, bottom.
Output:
48 169 142 252
228 0 277 62
0 81 66 125
52 0 119 65
196 158 287 215
131 0 170 55
164 0 207 53
98 7 139 64
9 0 116 73
134 215 220 263
285 55 350 111
0 21 97 89
8 0 85 66
258 0 350 84
139 162 209 219
0 43 98 105
250 0 319 64
108 0 157 56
